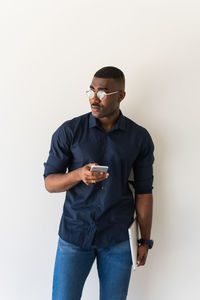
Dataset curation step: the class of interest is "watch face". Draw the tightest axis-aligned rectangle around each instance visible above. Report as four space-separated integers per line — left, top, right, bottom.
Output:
149 240 153 249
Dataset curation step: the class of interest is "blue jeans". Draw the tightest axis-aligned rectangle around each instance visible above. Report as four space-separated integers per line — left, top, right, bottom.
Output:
52 237 133 300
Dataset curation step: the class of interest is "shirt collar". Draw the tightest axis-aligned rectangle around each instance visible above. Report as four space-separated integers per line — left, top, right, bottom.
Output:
89 110 126 131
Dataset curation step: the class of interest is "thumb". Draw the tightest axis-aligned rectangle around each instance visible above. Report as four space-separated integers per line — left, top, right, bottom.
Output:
137 253 143 266
87 162 98 168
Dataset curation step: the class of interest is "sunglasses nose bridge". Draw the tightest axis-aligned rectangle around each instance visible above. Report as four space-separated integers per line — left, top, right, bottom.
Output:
90 91 101 102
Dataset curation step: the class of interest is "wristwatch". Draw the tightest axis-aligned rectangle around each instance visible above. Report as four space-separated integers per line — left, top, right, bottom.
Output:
138 238 154 249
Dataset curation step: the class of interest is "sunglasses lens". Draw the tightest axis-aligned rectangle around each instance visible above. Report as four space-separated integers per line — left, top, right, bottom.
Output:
97 91 106 100
86 90 94 99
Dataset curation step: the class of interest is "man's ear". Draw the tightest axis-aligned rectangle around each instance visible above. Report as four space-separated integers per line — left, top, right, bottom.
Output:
118 91 126 103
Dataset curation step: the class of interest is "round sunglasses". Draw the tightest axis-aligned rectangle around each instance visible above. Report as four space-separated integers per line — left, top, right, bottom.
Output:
86 89 119 101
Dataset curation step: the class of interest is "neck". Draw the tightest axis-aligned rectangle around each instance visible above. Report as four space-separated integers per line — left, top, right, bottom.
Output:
98 109 120 132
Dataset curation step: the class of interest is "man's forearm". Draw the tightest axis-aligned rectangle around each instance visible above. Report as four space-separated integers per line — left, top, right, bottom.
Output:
44 169 81 193
135 193 153 239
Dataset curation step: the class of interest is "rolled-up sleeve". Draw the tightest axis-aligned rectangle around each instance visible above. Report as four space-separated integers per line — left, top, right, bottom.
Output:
43 124 72 179
133 129 155 194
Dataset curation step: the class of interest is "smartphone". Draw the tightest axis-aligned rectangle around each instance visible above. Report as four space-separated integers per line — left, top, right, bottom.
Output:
90 165 109 173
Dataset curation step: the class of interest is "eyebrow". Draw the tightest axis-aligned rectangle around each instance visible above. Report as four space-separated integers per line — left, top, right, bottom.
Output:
90 85 109 91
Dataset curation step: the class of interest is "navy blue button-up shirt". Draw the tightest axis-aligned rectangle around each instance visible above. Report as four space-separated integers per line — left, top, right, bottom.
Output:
43 110 154 249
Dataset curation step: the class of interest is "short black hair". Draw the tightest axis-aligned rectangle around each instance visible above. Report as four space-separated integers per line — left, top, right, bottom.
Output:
94 66 125 89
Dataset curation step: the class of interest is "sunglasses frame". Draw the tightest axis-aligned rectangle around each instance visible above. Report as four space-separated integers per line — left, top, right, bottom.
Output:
86 90 119 101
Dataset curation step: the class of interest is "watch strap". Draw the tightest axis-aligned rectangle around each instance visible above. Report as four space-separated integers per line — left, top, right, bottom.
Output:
138 238 154 249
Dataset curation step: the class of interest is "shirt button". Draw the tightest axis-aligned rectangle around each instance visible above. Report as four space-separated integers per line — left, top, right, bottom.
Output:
101 187 104 190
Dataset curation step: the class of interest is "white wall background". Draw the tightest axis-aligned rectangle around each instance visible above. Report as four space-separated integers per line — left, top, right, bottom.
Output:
0 0 200 299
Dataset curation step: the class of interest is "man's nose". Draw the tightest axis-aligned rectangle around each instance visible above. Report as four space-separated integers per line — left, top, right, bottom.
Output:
91 92 100 104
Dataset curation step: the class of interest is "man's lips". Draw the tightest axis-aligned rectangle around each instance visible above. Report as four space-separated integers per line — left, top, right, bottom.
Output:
91 105 101 111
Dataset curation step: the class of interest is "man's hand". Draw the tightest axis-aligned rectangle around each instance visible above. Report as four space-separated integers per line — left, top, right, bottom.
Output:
135 193 153 267
78 163 109 185
137 244 149 267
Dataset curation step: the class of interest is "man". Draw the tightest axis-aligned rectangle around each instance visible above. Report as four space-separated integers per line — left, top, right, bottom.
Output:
43 66 154 300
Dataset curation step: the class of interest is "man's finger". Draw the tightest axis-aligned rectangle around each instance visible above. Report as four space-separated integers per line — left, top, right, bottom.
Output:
86 173 109 181
137 256 142 266
137 252 148 266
